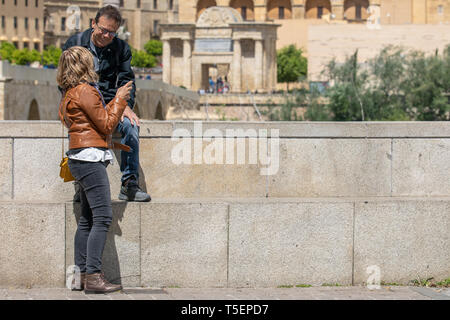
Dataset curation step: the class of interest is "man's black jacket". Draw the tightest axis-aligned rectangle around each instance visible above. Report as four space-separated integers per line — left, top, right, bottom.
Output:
63 28 136 109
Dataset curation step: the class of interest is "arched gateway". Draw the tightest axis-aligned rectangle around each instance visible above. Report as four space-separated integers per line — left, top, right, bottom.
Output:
160 6 279 93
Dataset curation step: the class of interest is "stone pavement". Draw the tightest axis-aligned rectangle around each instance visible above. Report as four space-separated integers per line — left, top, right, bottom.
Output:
0 286 449 300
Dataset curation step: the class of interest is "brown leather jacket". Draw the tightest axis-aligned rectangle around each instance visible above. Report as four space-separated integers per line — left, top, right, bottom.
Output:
59 82 128 150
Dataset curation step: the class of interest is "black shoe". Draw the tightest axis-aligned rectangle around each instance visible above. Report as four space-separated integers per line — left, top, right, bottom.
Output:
118 178 151 202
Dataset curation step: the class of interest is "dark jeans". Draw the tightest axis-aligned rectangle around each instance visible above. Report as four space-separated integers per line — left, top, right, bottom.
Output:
68 159 113 274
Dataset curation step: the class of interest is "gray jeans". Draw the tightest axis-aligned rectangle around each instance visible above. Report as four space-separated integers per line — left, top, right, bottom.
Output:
68 159 112 274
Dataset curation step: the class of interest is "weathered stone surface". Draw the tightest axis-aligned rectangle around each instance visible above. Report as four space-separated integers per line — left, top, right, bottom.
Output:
268 139 392 197
13 138 73 202
354 200 450 285
0 139 12 200
228 202 354 287
0 203 65 287
139 138 267 198
140 202 228 287
392 139 450 196
308 25 450 81
65 202 141 287
1 122 450 201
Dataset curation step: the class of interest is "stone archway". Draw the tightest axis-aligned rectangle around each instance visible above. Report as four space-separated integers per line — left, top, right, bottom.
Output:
267 0 292 19
344 0 370 21
28 99 40 120
155 101 164 120
134 102 141 118
305 0 331 19
197 0 217 20
229 0 255 20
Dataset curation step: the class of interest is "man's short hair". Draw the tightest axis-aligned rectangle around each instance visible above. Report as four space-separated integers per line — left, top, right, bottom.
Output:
95 5 122 26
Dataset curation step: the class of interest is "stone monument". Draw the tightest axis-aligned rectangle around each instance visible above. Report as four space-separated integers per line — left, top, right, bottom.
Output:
160 6 279 93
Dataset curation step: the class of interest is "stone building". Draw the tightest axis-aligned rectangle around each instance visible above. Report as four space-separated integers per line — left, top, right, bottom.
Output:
178 0 450 24
0 0 45 51
43 0 101 49
161 6 279 93
119 0 179 50
42 0 179 50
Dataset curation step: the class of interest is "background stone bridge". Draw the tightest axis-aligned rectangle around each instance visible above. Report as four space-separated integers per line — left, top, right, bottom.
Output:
0 61 199 121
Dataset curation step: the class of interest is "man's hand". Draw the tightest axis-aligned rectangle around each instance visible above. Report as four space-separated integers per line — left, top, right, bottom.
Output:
121 105 140 127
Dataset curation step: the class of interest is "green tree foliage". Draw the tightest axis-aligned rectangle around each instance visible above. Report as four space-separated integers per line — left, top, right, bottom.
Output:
130 46 157 68
264 45 450 121
277 45 307 90
144 39 163 56
11 48 41 65
260 87 331 121
323 45 450 121
0 42 17 63
42 45 62 67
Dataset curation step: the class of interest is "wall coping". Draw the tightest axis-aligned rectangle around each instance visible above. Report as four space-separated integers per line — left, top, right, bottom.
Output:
0 121 449 138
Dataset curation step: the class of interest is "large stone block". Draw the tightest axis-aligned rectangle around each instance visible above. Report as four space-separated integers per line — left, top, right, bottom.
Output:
13 138 74 202
0 139 12 200
268 139 392 197
354 200 450 285
0 203 65 287
140 202 228 287
228 202 354 287
392 139 450 196
65 202 141 287
139 138 267 198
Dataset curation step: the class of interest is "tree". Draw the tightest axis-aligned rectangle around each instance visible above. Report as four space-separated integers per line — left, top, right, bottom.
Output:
131 47 157 68
401 47 450 121
323 45 450 121
144 39 163 56
42 45 62 67
277 45 307 91
0 42 17 63
11 48 41 65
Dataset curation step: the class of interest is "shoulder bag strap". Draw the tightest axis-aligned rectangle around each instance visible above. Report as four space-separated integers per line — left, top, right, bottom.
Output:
60 91 70 159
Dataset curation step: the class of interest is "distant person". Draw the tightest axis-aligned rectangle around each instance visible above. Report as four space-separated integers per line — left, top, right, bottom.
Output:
63 5 150 202
209 76 215 93
216 76 223 93
57 46 133 293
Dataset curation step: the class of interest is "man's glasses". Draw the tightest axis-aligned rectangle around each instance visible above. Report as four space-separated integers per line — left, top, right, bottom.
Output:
96 24 117 37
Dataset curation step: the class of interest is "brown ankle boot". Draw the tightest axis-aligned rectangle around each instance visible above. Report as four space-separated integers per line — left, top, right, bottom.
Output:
71 272 86 291
85 272 122 294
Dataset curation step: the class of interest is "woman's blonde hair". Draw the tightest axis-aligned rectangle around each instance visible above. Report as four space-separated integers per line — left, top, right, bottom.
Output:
56 46 99 90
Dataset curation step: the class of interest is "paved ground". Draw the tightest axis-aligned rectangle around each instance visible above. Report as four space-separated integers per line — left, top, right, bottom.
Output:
0 286 449 300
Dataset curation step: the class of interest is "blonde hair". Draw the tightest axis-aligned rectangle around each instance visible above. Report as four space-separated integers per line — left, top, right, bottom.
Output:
56 46 99 90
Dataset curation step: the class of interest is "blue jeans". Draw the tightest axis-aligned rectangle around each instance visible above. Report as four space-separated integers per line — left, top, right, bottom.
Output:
115 117 140 183
68 159 113 274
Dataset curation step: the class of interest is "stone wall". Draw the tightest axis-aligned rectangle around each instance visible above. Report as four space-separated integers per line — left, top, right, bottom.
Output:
0 121 449 288
1 121 450 201
308 24 450 80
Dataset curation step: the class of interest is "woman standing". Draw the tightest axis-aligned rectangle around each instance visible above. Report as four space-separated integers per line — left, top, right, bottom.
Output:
57 46 132 293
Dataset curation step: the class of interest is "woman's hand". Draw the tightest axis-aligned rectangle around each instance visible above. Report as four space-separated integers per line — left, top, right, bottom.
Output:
116 81 133 101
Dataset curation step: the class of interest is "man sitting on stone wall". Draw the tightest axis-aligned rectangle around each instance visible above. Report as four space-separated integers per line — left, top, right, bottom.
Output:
63 5 151 202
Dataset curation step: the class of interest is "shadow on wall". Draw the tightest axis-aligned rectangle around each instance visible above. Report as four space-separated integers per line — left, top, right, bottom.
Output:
73 201 129 285
134 103 141 118
28 99 40 120
155 102 164 120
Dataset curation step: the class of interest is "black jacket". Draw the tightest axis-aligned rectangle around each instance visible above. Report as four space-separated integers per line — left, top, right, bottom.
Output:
63 28 136 109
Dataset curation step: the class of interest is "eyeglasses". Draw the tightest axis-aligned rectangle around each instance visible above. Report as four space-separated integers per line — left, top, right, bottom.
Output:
96 24 117 37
